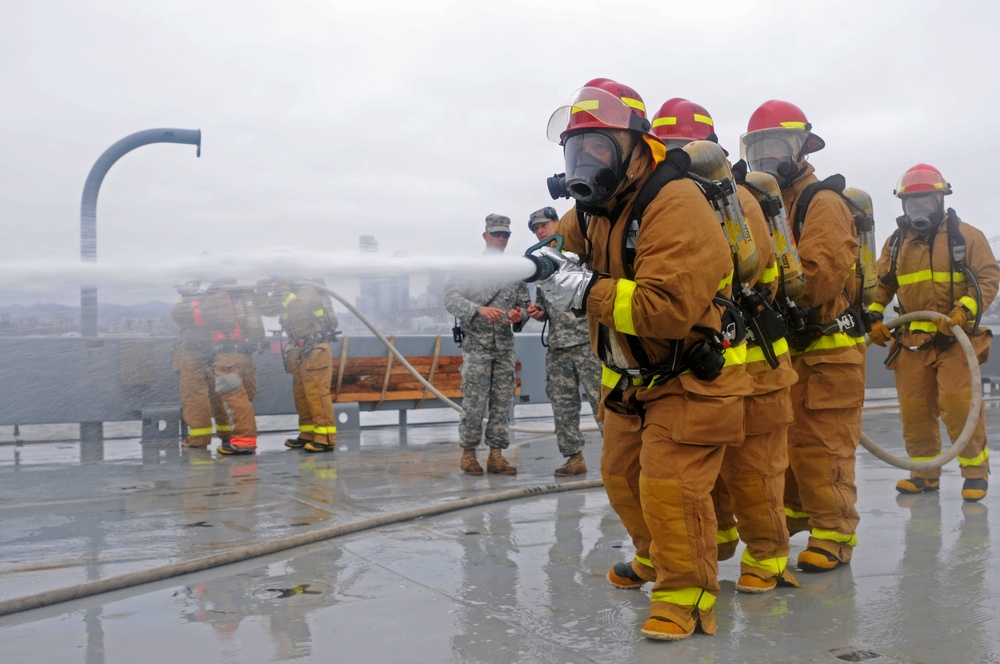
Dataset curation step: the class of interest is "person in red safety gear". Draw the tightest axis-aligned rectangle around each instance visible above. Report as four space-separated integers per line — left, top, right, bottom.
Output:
868 164 999 502
201 279 258 455
542 78 753 641
741 100 865 573
651 97 798 593
172 281 232 449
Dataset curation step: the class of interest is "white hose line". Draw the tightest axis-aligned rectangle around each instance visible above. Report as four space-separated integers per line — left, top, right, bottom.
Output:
861 310 982 471
0 478 604 618
315 283 599 434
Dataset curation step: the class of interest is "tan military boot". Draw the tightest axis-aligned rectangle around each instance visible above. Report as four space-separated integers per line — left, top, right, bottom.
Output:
460 449 483 476
486 448 517 475
554 452 587 477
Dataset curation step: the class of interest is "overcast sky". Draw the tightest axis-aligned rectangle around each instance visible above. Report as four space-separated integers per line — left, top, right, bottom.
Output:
2 0 998 304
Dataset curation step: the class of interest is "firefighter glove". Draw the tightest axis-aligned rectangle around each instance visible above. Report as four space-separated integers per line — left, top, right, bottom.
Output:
533 247 594 314
868 321 893 347
937 306 968 336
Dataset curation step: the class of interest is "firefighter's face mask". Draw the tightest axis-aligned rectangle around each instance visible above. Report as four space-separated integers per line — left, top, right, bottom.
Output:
901 194 943 234
740 129 806 186
563 130 625 204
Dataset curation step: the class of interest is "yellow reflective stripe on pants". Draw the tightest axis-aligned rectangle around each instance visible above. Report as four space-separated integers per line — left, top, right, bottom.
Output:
215 425 232 433
895 269 965 286
792 332 866 354
811 528 858 547
785 507 809 520
717 526 739 545
746 338 789 365
189 427 213 436
613 279 638 336
650 588 716 611
299 425 315 433
635 555 653 569
959 295 978 315
741 549 787 575
313 425 338 436
959 447 989 467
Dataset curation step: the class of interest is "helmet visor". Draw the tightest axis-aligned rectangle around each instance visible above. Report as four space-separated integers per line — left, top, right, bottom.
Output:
547 86 645 143
895 167 952 197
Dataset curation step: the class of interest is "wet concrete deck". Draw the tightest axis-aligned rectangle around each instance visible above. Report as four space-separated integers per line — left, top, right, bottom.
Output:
1 405 999 663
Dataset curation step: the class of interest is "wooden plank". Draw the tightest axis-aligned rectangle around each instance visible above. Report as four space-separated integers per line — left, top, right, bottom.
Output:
416 335 443 408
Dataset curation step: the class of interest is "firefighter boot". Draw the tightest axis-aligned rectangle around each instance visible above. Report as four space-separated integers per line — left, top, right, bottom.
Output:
486 448 517 475
218 439 256 456
896 476 940 494
640 617 693 641
285 437 309 450
460 449 483 476
607 561 648 589
962 478 988 502
554 452 587 477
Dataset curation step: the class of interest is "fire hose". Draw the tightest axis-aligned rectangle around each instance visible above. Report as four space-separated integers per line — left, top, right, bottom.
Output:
861 310 982 471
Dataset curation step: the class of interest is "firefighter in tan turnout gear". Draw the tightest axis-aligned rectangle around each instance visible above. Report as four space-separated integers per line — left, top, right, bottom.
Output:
259 278 341 454
649 97 798 593
530 78 752 641
172 281 232 449
741 100 866 573
868 164 999 501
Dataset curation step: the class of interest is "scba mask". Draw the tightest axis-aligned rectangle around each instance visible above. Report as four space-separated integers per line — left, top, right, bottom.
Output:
740 129 807 187
900 194 944 234
563 130 626 205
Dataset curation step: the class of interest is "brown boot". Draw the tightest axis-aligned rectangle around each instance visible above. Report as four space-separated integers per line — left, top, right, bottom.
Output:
486 448 517 475
460 449 483 476
554 452 587 477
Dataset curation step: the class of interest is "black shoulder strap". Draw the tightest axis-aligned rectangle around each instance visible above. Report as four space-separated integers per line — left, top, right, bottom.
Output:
792 173 846 243
621 149 691 278
576 208 591 263
946 208 966 269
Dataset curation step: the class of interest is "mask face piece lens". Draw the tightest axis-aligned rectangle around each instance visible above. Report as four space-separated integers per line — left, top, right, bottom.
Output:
902 195 942 233
563 131 623 204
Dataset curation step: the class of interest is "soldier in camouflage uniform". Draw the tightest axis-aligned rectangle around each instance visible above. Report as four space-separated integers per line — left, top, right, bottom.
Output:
444 214 531 475
525 207 602 476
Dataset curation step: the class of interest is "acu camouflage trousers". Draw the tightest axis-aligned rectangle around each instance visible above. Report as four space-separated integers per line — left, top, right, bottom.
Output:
459 346 517 450
545 343 602 456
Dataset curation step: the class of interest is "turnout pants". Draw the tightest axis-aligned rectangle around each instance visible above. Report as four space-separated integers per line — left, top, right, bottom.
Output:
601 368 748 633
214 351 257 449
784 342 865 562
892 332 992 480
173 347 230 446
286 343 337 445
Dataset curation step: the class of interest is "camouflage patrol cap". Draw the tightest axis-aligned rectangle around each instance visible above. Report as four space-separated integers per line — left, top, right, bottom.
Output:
528 207 559 230
484 213 511 233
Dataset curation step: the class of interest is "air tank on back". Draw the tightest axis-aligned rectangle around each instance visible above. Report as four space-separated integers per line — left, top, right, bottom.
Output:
842 187 878 307
682 140 760 284
743 171 806 302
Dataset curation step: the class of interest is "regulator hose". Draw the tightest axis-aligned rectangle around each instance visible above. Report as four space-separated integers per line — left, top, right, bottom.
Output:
861 310 982 471
313 282 600 434
0 478 603 618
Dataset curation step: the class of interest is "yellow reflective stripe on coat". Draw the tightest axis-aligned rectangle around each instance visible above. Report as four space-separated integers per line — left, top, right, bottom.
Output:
635 555 653 569
896 269 965 286
313 308 325 318
785 507 809 520
959 296 979 315
746 338 789 364
283 293 297 307
613 279 638 336
908 320 938 334
759 261 780 285
215 425 232 433
189 427 214 436
959 447 989 467
869 302 886 314
811 528 858 547
741 549 787 575
650 588 716 611
601 365 622 389
717 271 734 292
717 527 739 545
792 332 866 354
